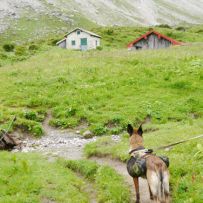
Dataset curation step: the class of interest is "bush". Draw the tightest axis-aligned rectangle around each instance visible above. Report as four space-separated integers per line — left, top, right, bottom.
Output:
96 46 103 51
15 46 27 56
3 44 15 52
48 39 60 46
23 110 44 122
156 24 172 29
106 29 114 35
91 124 107 135
176 26 186 32
14 118 43 137
31 124 43 137
29 44 38 51
24 110 37 121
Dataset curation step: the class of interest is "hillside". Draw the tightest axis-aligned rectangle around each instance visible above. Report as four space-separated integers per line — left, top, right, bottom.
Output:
0 42 202 136
0 0 203 42
0 40 202 202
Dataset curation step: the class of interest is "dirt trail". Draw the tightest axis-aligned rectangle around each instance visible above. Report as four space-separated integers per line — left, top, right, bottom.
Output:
19 114 151 203
90 157 152 203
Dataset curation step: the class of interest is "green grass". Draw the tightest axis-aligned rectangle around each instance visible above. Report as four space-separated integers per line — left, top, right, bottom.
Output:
65 159 130 203
92 25 203 49
0 24 203 202
0 43 202 136
0 152 89 203
84 119 203 202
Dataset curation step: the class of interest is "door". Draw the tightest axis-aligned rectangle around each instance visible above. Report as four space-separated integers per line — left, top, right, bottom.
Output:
80 38 87 50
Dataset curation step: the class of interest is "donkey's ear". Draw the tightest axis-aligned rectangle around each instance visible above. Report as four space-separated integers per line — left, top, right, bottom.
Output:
137 125 143 136
127 124 134 136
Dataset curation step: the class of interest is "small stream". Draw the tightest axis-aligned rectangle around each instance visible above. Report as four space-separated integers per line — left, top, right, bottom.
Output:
18 129 96 160
13 114 96 160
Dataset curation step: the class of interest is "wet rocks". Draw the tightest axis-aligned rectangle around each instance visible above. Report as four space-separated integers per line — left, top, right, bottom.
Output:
83 130 93 139
17 128 96 160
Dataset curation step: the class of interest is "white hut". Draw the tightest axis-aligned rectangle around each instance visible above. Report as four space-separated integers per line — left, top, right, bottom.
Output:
56 28 101 51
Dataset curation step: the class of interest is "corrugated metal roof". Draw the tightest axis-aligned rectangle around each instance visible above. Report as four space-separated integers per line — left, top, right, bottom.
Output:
127 30 183 48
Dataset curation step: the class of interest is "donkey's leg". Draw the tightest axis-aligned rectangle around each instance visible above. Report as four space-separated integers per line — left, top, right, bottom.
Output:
133 177 140 203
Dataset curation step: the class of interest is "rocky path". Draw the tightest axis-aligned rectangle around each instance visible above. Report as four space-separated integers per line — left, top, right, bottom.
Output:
19 114 151 203
19 113 96 160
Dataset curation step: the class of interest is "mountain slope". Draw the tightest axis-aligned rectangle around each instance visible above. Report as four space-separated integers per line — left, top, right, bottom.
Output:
0 0 203 34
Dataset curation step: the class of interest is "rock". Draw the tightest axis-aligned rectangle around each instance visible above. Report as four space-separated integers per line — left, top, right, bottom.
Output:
165 147 172 151
111 135 121 142
76 130 80 134
83 130 93 139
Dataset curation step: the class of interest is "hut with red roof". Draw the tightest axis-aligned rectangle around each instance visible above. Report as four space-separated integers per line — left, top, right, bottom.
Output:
127 30 182 51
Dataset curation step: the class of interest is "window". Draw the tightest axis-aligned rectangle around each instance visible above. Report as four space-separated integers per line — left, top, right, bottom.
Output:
71 40 76 46
96 40 98 46
77 30 81 35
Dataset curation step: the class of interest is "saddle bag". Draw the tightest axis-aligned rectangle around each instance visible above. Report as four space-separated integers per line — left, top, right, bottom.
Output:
127 155 169 178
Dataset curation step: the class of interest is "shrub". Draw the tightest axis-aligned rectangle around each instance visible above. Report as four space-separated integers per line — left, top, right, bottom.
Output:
23 110 44 122
3 44 15 52
96 46 103 51
195 29 203 33
106 29 114 35
15 46 27 56
65 107 77 117
91 124 107 135
31 124 43 137
176 26 186 31
0 53 8 59
14 118 43 137
24 110 37 121
28 44 38 51
156 24 172 29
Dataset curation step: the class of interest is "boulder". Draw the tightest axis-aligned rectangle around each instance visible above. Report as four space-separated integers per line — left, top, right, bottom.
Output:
83 130 93 139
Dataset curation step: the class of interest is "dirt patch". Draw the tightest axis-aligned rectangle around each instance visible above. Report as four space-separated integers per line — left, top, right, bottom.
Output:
90 157 153 203
17 112 96 160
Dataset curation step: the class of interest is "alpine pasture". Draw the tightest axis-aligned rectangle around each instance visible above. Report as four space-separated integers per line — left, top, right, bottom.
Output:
0 26 203 203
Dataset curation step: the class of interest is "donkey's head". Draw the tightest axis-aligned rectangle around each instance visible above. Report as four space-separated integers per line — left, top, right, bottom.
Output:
127 124 144 150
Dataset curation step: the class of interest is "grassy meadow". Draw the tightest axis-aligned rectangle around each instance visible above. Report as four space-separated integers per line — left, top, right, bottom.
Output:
0 152 90 203
0 25 203 203
0 43 202 136
0 152 130 203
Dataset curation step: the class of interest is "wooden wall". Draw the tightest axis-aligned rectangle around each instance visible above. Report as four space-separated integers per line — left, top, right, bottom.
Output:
132 33 172 50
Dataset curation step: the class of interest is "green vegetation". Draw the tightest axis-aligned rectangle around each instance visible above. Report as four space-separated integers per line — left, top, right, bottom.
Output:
0 25 202 202
65 159 130 203
3 44 15 52
93 25 203 49
84 119 203 202
0 152 89 203
0 41 202 136
1 25 203 67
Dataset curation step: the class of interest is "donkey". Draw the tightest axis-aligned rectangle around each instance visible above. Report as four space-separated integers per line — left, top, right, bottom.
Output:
127 124 170 203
